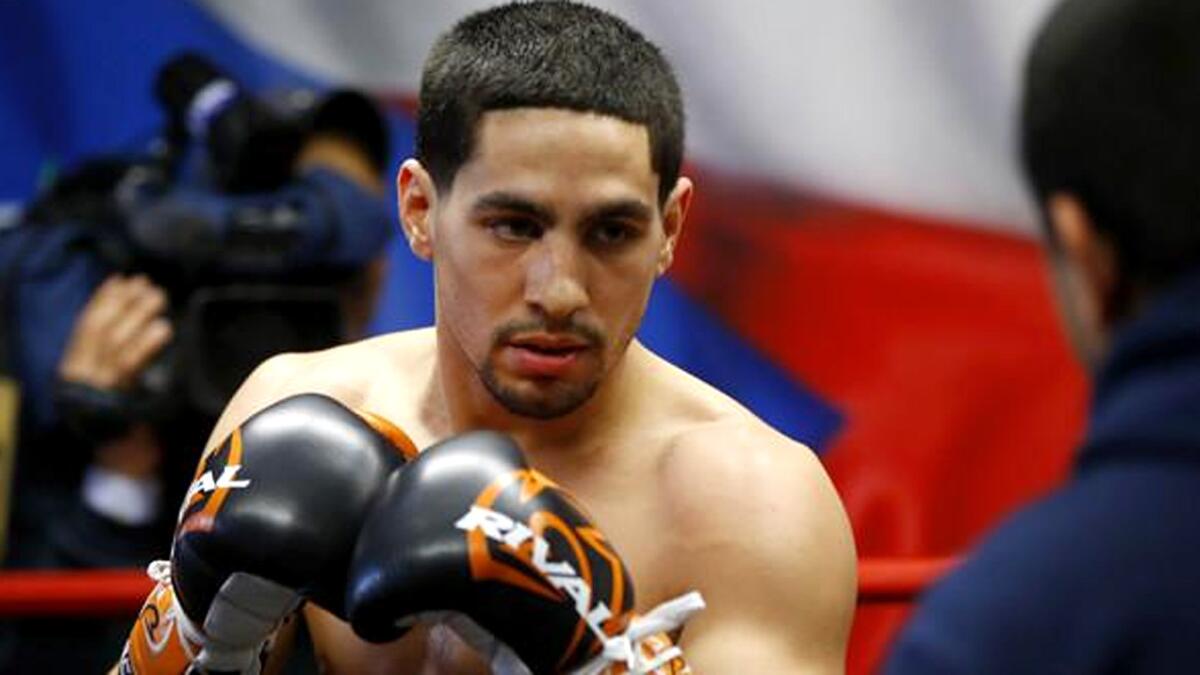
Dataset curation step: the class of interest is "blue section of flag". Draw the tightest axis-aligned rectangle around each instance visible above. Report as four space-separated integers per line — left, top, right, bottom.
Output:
369 238 436 334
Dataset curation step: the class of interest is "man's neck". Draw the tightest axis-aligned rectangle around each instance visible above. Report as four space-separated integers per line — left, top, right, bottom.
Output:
425 325 644 465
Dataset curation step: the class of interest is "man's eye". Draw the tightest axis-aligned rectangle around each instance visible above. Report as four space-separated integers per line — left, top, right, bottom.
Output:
589 222 636 247
489 218 543 242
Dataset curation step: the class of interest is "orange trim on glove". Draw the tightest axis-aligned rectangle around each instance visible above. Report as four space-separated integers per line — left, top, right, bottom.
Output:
119 581 199 674
355 409 420 460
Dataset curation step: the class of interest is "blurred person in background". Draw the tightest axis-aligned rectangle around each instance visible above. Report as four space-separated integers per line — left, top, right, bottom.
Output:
0 52 392 673
885 0 1200 672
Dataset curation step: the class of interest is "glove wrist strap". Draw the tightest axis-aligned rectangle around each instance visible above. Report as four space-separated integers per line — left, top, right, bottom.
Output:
119 561 299 675
195 570 302 673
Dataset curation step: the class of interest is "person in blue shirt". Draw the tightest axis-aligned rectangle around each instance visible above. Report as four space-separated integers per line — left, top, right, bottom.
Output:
886 0 1200 672
0 62 393 672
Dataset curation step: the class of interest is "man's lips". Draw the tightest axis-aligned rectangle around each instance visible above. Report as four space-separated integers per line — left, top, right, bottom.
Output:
507 333 591 351
503 334 591 377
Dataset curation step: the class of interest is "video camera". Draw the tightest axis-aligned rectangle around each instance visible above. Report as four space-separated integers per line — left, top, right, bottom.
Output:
26 52 392 437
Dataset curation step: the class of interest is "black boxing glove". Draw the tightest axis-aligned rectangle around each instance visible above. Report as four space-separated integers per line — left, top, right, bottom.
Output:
118 393 416 673
346 431 705 674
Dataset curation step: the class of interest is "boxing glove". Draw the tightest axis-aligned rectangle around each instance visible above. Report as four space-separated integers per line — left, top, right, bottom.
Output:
345 431 702 674
118 393 415 673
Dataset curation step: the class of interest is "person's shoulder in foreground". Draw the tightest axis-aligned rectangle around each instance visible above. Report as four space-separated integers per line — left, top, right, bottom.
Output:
886 448 1200 673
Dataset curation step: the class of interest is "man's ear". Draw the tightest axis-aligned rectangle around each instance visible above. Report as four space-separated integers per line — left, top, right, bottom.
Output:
1047 192 1119 322
657 176 694 276
397 159 436 261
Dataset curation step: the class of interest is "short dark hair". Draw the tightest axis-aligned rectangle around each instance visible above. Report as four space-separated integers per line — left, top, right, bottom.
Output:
417 1 685 204
1021 0 1200 293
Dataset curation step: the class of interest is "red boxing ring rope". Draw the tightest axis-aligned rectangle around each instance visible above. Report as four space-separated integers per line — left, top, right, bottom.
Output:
0 557 958 617
857 556 958 603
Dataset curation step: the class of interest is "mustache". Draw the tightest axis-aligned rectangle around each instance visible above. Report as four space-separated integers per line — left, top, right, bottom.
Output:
493 318 606 348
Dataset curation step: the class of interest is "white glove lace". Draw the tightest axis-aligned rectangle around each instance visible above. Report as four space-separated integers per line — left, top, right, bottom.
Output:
573 591 706 675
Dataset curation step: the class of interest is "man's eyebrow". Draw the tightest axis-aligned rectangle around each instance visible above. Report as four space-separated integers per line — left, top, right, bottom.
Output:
581 199 655 224
470 192 555 222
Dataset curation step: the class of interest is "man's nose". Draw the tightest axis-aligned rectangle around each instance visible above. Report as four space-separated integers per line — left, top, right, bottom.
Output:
524 235 589 321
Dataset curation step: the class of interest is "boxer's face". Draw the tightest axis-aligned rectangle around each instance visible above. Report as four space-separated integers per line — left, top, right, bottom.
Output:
403 108 690 418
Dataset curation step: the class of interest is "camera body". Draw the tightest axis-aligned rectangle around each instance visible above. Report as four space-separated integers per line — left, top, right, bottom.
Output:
30 53 391 436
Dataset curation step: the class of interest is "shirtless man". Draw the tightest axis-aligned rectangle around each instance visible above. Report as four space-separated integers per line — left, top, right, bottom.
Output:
116 3 856 673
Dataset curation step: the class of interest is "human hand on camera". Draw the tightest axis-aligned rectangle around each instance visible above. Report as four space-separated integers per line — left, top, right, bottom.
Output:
59 274 173 390
58 275 173 480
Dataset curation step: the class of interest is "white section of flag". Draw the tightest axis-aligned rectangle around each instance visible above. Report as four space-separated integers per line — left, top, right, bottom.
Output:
200 0 1060 234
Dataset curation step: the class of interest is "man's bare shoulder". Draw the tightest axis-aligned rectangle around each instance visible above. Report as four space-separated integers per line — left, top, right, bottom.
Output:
204 328 435 451
639 344 850 551
658 408 846 551
641 348 857 669
256 328 434 398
